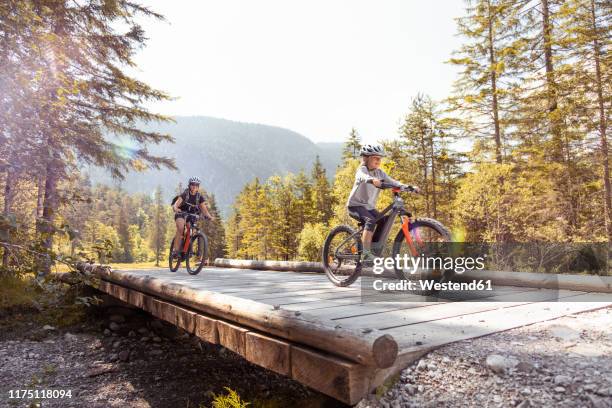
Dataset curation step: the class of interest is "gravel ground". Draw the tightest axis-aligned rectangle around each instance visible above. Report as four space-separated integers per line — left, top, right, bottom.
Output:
0 305 344 408
357 306 612 408
1 302 610 408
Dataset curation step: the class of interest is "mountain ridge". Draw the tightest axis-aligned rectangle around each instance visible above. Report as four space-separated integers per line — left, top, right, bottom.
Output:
88 116 343 215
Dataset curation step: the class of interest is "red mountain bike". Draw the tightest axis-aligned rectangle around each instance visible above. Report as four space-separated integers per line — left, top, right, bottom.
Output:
322 183 452 292
169 212 209 275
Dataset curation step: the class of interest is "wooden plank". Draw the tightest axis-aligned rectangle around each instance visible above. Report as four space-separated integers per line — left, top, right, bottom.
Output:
217 320 249 356
245 332 291 376
128 290 145 309
388 294 612 350
98 280 111 294
333 289 587 331
195 314 219 344
108 282 130 303
176 306 196 333
291 345 371 405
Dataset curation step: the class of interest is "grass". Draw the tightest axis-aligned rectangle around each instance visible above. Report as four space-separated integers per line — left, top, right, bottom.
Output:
0 274 38 310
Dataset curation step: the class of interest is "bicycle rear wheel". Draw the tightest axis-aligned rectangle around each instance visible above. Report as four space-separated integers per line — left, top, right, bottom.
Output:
186 233 208 275
392 218 452 295
169 238 181 272
322 225 362 287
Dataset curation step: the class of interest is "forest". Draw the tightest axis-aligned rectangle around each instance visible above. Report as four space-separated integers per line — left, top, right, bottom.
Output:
0 0 610 276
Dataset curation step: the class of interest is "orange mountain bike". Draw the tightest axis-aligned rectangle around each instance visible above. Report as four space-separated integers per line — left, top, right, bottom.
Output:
322 183 452 292
169 212 209 275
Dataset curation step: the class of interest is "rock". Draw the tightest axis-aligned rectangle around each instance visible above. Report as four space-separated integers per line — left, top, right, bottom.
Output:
516 400 531 408
103 329 111 336
149 349 163 356
153 336 162 343
86 364 117 377
485 354 516 375
141 337 150 342
442 356 451 364
118 350 130 362
417 385 424 393
128 331 136 337
516 361 534 373
64 333 78 342
138 327 148 335
404 384 417 396
596 387 611 397
553 386 566 393
427 363 438 371
43 325 55 331
554 375 572 387
108 353 118 362
109 314 126 323
112 341 121 349
587 394 610 408
109 322 120 331
416 360 428 371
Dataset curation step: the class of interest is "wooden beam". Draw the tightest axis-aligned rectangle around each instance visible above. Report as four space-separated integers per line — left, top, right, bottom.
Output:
290 345 372 405
194 314 218 344
91 270 398 368
245 332 291 376
176 306 196 334
217 320 249 356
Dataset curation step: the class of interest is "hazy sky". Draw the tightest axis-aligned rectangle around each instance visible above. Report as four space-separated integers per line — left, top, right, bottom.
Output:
134 1 466 143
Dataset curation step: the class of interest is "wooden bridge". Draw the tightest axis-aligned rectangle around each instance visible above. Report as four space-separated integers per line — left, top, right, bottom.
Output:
74 261 612 405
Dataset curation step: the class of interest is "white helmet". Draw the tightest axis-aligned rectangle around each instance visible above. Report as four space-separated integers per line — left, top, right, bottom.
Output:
188 176 201 185
360 143 386 157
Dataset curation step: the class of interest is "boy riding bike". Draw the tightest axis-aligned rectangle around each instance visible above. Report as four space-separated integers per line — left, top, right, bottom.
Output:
346 143 419 263
171 176 214 259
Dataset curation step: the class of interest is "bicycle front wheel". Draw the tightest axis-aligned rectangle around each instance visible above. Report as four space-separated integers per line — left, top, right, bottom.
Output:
322 225 362 287
186 233 208 275
392 218 452 295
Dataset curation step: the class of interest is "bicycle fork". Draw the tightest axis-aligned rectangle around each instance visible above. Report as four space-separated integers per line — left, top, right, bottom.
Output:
400 215 420 257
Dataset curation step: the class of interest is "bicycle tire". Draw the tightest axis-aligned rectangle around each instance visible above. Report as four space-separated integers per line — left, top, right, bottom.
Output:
169 237 181 272
186 233 208 275
322 225 363 287
391 218 452 295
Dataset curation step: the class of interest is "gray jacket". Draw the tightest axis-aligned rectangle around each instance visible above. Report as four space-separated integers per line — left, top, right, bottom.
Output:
346 165 402 210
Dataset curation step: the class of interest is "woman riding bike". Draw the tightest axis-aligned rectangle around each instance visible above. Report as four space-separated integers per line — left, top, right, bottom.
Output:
171 176 214 259
347 143 419 263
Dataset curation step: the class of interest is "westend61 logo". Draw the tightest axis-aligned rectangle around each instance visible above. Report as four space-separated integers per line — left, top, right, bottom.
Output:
372 254 487 275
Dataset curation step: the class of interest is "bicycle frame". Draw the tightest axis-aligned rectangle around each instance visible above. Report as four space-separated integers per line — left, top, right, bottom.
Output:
337 188 419 259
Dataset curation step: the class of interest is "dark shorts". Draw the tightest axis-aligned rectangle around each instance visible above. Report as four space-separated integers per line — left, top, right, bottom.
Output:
347 206 387 233
175 212 198 222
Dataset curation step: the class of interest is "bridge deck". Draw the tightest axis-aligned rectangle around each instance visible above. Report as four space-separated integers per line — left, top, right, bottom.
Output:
87 266 611 404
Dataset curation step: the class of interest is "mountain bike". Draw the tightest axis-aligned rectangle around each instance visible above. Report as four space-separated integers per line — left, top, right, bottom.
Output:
322 183 452 293
169 212 209 275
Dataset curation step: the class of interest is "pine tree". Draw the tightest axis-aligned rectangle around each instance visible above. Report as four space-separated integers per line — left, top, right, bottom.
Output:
311 156 333 224
447 0 525 164
151 186 166 266
202 193 226 262
0 1 176 274
342 128 362 161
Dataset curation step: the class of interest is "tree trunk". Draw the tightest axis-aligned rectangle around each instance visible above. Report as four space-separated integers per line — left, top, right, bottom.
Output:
2 169 13 271
36 172 45 218
39 145 62 276
590 0 611 241
487 0 503 165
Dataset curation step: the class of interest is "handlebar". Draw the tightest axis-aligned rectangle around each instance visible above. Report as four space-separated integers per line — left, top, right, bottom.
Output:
175 211 211 220
377 181 417 193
